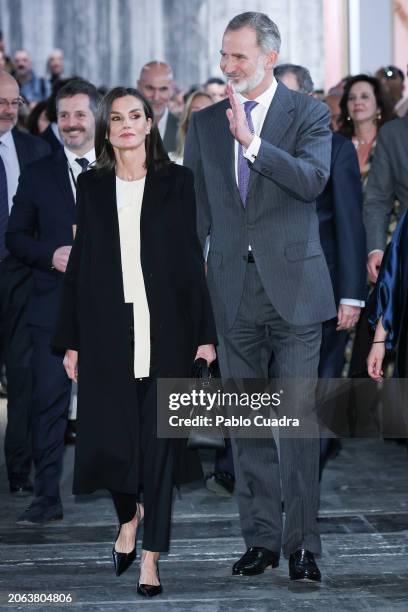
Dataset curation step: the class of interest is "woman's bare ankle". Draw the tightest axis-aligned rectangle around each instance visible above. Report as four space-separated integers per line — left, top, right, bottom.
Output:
141 549 160 563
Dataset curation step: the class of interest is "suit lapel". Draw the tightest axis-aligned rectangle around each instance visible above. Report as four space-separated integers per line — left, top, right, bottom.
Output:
258 81 295 146
12 129 32 169
214 101 242 205
140 166 171 239
52 148 76 216
247 82 295 198
92 168 124 300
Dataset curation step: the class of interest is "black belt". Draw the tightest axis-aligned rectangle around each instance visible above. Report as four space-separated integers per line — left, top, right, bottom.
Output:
247 251 255 263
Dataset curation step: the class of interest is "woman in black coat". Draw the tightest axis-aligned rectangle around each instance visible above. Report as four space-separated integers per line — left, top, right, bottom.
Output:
53 87 217 597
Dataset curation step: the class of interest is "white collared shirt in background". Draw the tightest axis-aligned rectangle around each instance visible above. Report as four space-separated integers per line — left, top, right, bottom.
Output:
64 147 96 199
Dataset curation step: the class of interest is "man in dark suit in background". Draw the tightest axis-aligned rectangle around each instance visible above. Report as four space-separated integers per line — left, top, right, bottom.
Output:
185 12 335 582
6 79 100 523
275 64 367 468
138 61 178 153
0 70 50 495
273 69 366 370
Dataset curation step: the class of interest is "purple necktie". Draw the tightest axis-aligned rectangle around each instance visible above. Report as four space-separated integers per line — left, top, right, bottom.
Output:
238 100 258 206
0 145 9 260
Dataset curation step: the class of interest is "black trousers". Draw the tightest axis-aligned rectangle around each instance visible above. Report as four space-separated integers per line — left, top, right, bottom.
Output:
30 326 71 500
318 317 348 379
0 257 33 482
318 317 349 459
110 370 174 552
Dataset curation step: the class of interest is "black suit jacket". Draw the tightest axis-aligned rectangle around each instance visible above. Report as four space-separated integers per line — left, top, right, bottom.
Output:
162 111 178 153
0 128 50 340
6 147 75 328
40 124 63 152
12 127 51 168
316 133 367 305
0 129 51 319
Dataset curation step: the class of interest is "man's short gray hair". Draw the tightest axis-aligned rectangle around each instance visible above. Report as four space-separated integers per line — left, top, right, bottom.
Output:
274 63 314 95
226 12 281 54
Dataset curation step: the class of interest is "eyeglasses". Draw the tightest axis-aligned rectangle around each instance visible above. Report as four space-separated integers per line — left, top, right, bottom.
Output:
0 97 25 110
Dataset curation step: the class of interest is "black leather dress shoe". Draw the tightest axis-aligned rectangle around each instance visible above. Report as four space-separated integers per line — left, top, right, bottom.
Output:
289 549 321 582
232 547 279 576
9 478 34 496
17 496 63 524
137 563 162 597
64 420 77 445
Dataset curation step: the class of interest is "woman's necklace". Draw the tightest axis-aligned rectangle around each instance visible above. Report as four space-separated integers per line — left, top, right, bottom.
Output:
353 132 376 146
356 137 374 146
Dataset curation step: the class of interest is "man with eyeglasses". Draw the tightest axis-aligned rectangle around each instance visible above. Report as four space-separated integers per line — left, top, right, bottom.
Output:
0 70 50 496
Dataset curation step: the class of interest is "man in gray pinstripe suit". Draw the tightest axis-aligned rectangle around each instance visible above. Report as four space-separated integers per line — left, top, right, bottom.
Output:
184 12 335 582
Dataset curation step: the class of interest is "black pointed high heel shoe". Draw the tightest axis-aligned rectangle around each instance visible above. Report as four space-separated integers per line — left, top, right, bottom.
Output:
112 504 142 576
112 529 136 576
137 561 162 597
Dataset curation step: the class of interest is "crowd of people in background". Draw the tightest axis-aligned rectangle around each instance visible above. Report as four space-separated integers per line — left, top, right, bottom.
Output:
0 21 407 509
1 8 408 596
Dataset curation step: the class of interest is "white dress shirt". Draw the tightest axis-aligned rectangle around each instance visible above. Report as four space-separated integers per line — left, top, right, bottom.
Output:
235 79 363 308
64 147 96 199
236 77 278 176
0 129 20 212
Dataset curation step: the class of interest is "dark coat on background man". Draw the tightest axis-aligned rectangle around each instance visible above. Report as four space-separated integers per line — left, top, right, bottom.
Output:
162 111 178 153
0 128 50 482
316 132 367 307
316 132 367 379
1 128 51 309
6 146 75 330
40 124 63 152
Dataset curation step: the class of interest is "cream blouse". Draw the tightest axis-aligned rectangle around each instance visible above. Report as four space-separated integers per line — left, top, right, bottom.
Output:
116 176 150 378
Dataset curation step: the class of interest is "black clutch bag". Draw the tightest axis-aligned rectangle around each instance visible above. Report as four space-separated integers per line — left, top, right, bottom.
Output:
187 358 225 451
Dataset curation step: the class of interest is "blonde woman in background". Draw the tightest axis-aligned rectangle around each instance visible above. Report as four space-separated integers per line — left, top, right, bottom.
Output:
170 90 212 164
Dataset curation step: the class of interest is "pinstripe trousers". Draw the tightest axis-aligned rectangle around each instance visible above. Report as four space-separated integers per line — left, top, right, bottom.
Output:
216 262 322 558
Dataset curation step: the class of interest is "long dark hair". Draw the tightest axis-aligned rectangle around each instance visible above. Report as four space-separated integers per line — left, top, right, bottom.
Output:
94 87 170 171
337 74 394 138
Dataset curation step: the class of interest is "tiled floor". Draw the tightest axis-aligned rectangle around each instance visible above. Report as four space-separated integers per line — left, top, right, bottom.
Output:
1 399 407 610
